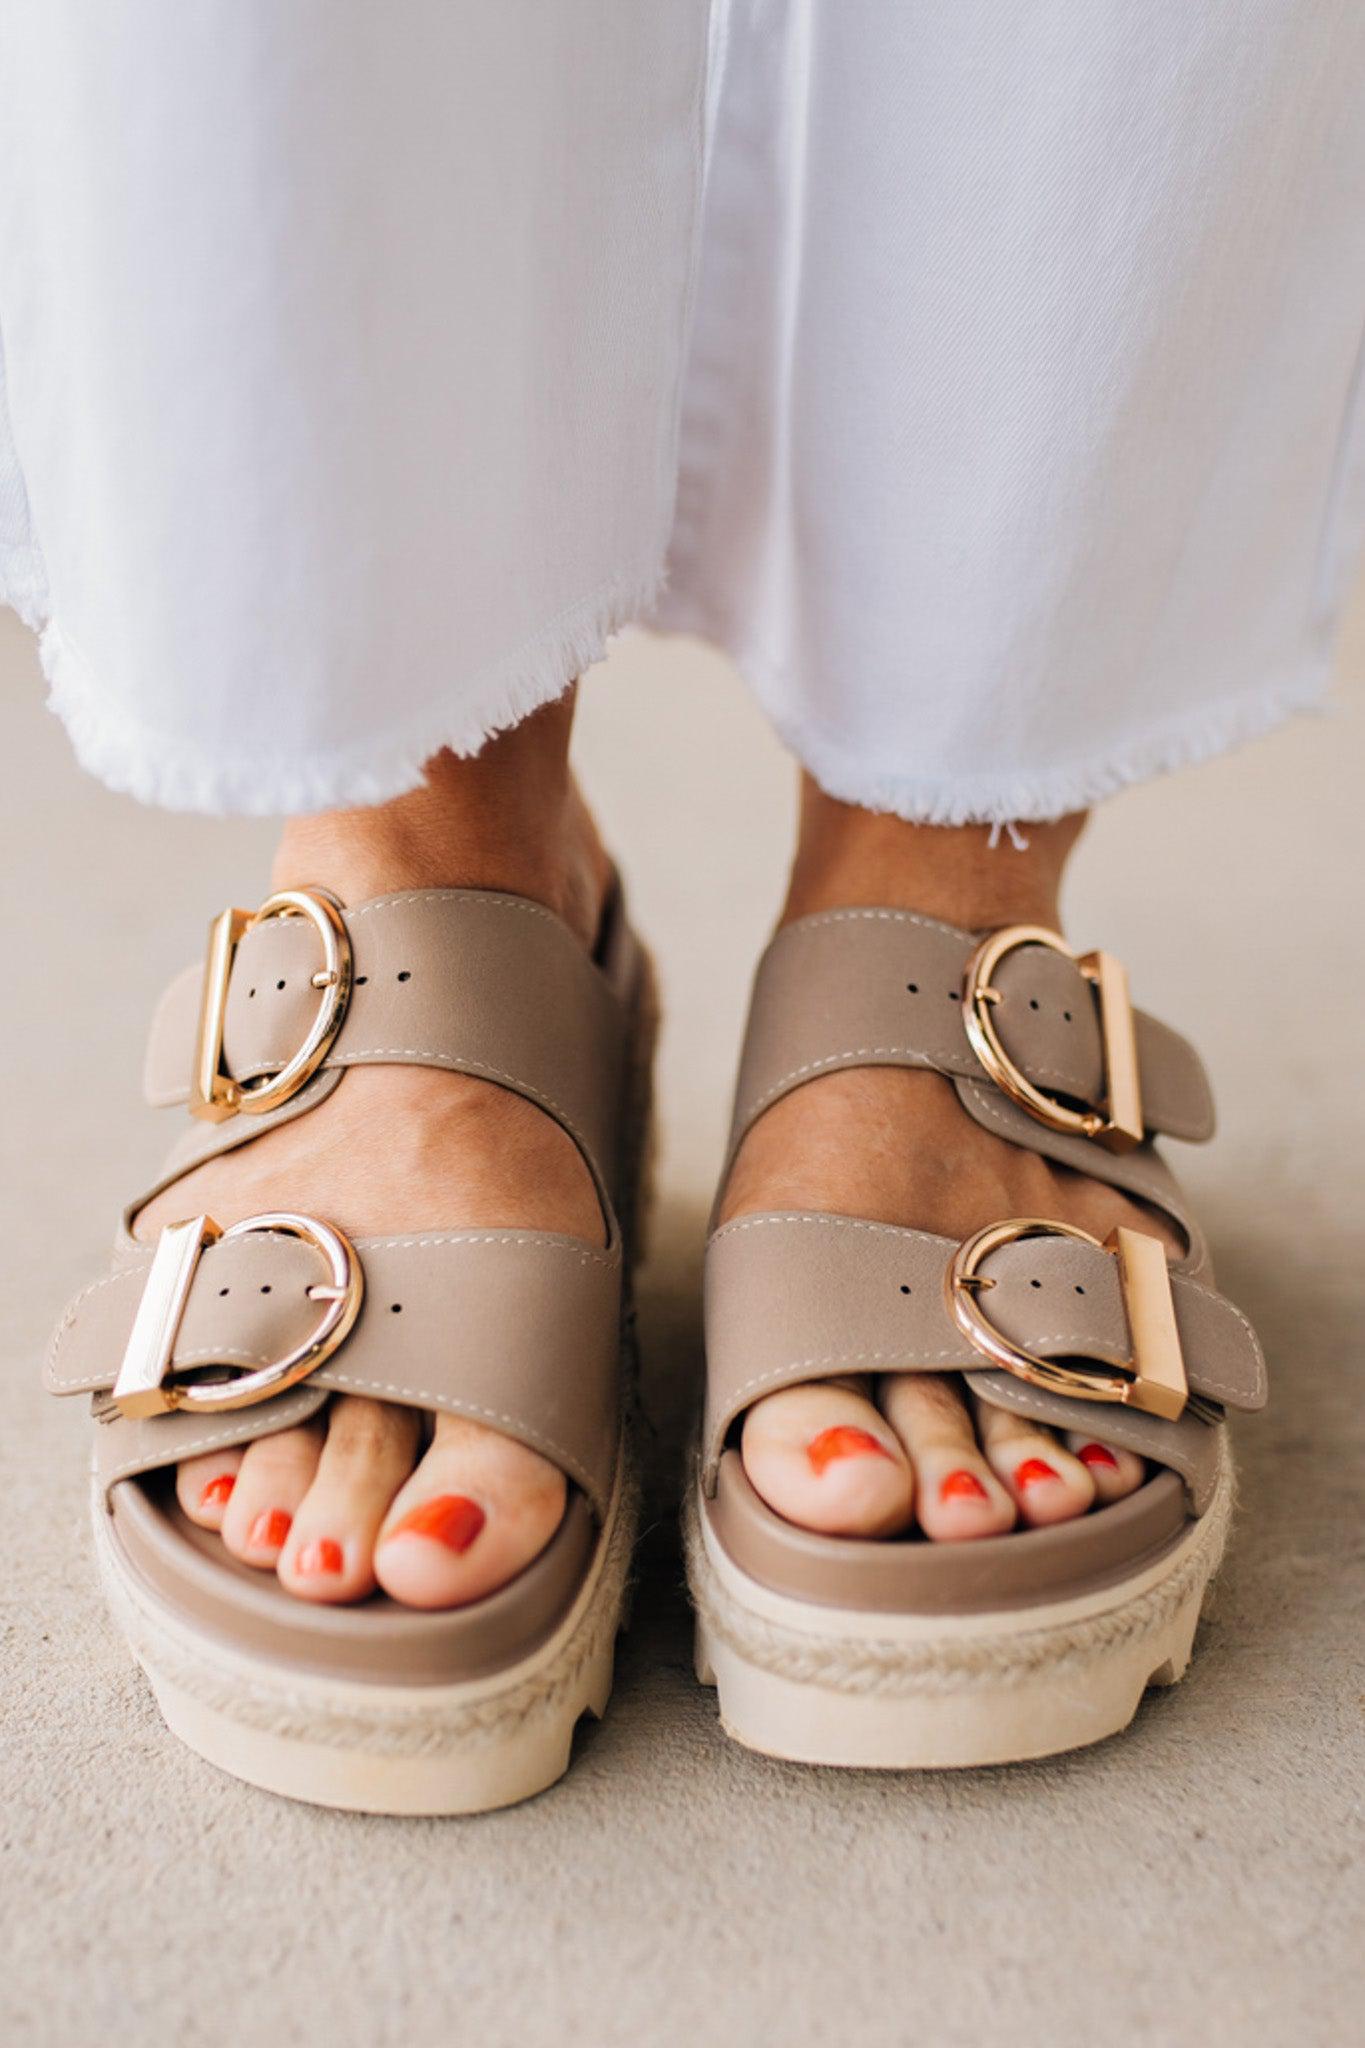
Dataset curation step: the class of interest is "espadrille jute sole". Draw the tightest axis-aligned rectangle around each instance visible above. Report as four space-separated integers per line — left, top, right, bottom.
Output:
94 1447 638 1814
686 1454 1232 1770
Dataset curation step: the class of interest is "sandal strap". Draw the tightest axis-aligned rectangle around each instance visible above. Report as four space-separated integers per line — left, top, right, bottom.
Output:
144 887 632 1195
49 1226 624 1519
726 910 1214 1161
702 1213 1265 1514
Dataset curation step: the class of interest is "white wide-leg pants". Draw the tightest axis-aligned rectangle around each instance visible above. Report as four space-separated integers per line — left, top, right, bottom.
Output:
2 1 1363 821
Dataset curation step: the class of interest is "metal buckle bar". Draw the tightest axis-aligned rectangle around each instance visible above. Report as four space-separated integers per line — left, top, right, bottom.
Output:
189 887 352 1123
961 923 1144 1153
112 1210 364 1418
945 1216 1211 1423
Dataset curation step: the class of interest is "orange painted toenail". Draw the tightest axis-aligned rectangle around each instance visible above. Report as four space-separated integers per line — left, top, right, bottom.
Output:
296 1538 344 1575
940 1468 989 1503
1014 1458 1058 1490
199 1474 235 1509
388 1494 486 1553
247 1509 292 1550
1078 1442 1119 1470
806 1426 894 1476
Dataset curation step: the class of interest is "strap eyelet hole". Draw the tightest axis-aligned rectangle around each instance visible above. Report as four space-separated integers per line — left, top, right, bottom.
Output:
260 1284 271 1294
390 1302 403 1313
354 975 368 986
906 982 918 994
218 1286 230 1297
899 1284 911 1295
397 970 412 983
276 979 286 991
1029 1278 1042 1288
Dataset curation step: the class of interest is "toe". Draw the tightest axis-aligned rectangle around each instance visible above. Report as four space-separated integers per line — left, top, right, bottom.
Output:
219 1419 325 1567
375 1414 567 1609
972 1398 1096 1526
277 1397 423 1603
1064 1432 1146 1503
741 1377 915 1538
176 1448 246 1530
877 1374 1015 1541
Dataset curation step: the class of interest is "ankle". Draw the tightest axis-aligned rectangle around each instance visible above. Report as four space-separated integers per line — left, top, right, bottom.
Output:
271 693 611 947
781 778 1087 932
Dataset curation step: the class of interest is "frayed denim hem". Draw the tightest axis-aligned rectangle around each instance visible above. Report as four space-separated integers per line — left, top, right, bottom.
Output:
660 623 1337 826
37 562 665 817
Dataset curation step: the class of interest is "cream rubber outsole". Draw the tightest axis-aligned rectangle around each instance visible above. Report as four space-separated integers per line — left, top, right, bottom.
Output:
687 1456 1233 1770
92 1454 636 1815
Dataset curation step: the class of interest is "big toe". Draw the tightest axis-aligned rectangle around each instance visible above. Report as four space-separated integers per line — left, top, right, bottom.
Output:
741 1379 915 1537
375 1414 567 1609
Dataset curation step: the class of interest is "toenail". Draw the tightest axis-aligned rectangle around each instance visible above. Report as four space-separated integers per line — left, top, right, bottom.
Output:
199 1473 235 1509
247 1509 292 1550
1078 1442 1119 1470
1014 1457 1058 1489
940 1468 989 1503
387 1494 486 1554
806 1425 894 1476
295 1537 344 1575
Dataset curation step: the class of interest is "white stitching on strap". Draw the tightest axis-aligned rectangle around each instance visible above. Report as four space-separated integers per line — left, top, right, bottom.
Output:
721 1348 966 1405
705 1213 1257 1404
104 1401 322 1479
346 890 558 925
709 1211 929 1248
787 907 969 940
319 1373 595 1494
738 1048 934 1126
356 1229 613 1265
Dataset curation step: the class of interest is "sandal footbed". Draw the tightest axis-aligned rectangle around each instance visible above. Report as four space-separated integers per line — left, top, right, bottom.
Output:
109 1468 598 1685
705 1447 1190 1615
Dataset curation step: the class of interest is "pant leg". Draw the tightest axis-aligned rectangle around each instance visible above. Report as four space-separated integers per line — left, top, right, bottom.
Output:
0 0 710 813
662 0 1365 823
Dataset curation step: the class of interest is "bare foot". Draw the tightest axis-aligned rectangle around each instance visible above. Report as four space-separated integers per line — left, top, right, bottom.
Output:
724 788 1165 1543
149 696 617 1608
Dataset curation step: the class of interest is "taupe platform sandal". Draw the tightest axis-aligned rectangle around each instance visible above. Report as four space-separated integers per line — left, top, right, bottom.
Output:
46 880 654 1814
688 912 1266 1768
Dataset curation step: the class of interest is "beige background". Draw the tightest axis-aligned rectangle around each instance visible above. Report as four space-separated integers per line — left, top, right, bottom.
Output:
2 595 1362 2046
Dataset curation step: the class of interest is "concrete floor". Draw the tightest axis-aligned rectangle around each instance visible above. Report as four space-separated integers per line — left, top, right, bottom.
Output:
2 600 1362 2046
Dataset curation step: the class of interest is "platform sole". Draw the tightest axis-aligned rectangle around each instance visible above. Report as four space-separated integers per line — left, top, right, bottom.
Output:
687 1461 1231 1770
93 1458 634 1816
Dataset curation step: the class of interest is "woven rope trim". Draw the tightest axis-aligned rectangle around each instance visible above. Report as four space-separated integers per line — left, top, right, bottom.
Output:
685 1466 1232 1699
101 1452 639 1758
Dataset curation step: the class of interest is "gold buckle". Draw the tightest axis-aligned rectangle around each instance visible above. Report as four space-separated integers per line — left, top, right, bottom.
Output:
112 1211 364 1419
189 887 352 1122
961 923 1143 1153
945 1216 1211 1423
